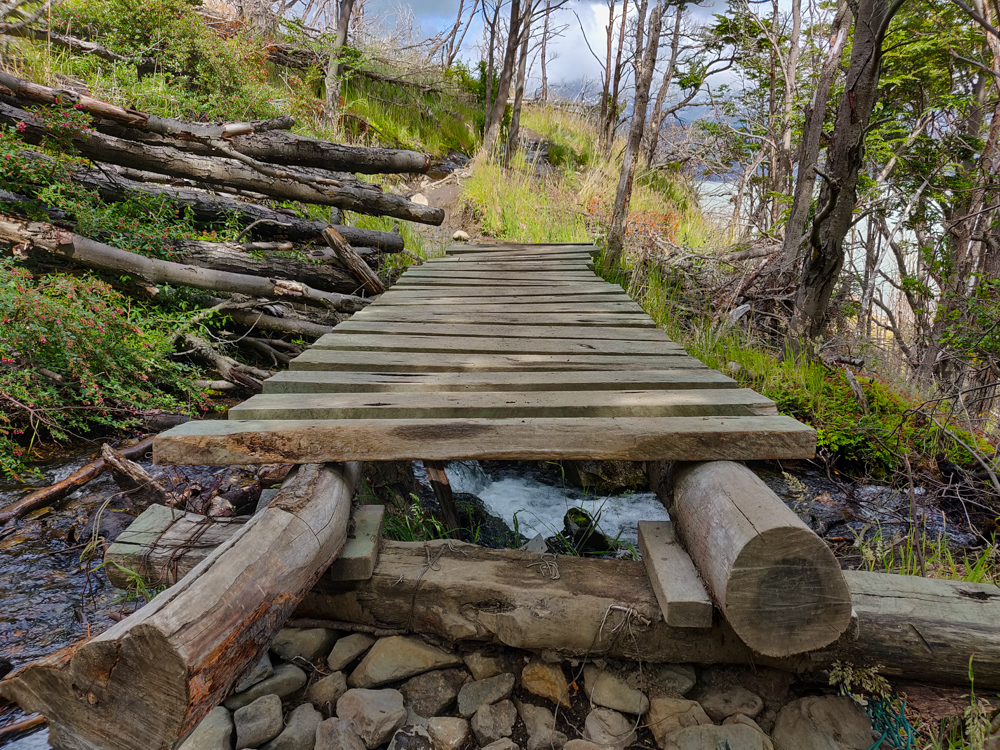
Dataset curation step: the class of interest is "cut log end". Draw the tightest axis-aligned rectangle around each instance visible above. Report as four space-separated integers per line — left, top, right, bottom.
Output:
726 526 853 656
673 461 852 658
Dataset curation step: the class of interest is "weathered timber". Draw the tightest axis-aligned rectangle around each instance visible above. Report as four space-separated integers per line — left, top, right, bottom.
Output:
262 369 739 394
0 214 367 313
346 312 656 327
0 463 360 750
0 100 444 225
68 162 404 248
94 122 430 174
332 321 667 340
322 227 385 295
637 521 713 629
170 240 358 294
827 571 1000 687
672 461 853 657
103 502 383 587
288 350 703 372
152 416 817 465
310 333 681 355
227 389 777 421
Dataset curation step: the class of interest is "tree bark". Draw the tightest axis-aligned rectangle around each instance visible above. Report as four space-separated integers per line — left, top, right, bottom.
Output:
0 101 444 226
789 0 899 342
780 1 850 267
0 463 361 750
0 214 368 313
605 0 664 267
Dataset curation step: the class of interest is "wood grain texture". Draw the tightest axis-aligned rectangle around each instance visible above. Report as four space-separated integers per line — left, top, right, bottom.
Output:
0 463 360 750
288 350 704 372
673 461 852 657
228 389 776 421
152 416 817 464
311 333 683 354
262 369 739 394
638 521 714 628
334 321 671 340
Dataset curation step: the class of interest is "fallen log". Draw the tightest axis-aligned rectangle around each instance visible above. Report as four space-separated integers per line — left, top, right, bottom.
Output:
672 461 853 657
0 213 368 313
0 437 155 526
0 100 444 225
0 462 361 750
168 239 359 294
322 227 386 295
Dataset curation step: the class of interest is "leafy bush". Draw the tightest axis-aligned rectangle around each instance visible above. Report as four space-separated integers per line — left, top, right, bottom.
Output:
0 263 204 480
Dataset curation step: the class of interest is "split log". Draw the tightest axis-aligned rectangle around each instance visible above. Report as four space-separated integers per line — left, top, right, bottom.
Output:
65 163 405 249
96 123 431 175
168 240 358 294
322 227 385 295
0 213 368 313
0 71 429 173
295 541 1000 689
0 436 154 526
0 101 444 225
0 462 361 750
195 297 334 338
672 461 853 657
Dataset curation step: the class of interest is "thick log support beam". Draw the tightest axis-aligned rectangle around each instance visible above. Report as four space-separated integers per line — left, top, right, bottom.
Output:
0 463 361 750
672 461 853 657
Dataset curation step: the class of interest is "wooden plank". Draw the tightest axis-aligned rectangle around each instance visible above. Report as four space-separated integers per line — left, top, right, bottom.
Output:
263 369 739 394
673 461 852 657
228 389 777 420
288 350 703 372
637 521 713 629
152 415 818 465
377 293 633 306
311 333 684 355
355 301 646 314
382 284 626 297
350 311 656 327
334 321 671 340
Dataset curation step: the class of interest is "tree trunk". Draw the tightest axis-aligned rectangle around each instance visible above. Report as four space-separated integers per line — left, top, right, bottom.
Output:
506 12 533 155
673 461 852 656
0 214 368 312
641 7 683 170
483 0 523 153
789 0 897 343
780 1 850 267
603 0 630 151
0 102 443 226
604 0 664 267
0 463 361 750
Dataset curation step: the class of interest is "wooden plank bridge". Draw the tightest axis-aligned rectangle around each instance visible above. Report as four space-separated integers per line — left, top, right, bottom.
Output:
153 242 816 465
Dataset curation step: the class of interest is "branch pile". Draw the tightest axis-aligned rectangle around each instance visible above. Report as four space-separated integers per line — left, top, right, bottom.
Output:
0 72 440 391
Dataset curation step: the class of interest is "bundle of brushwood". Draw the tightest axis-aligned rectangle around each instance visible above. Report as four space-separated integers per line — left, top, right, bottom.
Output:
0 71 441 392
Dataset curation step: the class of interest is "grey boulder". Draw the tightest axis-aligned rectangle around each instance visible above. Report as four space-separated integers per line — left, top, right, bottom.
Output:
262 703 322 750
178 706 233 750
234 694 284 749
336 688 408 749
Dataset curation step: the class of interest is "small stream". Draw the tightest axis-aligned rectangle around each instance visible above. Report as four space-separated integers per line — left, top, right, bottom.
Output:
0 452 976 747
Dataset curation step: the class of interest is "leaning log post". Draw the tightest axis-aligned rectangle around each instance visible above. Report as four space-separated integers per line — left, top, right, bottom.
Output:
671 461 853 657
0 462 361 750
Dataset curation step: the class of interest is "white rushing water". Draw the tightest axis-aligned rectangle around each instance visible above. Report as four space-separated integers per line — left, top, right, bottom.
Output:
415 460 670 548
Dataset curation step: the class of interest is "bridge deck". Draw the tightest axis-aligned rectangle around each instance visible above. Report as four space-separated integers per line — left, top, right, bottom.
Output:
153 243 815 465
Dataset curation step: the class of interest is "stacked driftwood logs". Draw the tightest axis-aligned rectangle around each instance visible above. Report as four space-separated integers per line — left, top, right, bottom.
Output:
0 71 442 391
